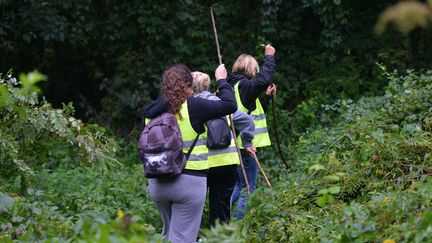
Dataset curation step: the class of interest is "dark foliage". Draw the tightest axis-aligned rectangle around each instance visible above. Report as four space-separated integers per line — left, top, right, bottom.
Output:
2 0 432 137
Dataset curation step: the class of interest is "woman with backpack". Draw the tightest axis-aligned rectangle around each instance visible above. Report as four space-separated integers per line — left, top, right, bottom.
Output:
228 44 277 220
141 64 236 243
191 71 255 226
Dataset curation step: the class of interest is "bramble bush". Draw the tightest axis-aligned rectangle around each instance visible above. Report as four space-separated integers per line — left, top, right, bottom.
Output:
0 71 118 193
2 68 432 242
0 72 165 241
0 166 162 242
238 67 432 242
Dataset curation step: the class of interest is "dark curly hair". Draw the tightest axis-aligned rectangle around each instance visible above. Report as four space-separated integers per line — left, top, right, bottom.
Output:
161 64 193 115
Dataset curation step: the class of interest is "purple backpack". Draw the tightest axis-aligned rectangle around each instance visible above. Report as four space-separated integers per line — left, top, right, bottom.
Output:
138 113 198 178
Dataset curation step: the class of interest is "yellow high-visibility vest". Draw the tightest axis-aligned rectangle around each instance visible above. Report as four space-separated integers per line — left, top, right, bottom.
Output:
208 117 240 168
177 101 209 170
234 82 271 148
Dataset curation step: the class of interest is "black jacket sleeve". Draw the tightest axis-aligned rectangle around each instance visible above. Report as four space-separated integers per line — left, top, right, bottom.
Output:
259 94 273 112
188 79 237 133
239 55 276 111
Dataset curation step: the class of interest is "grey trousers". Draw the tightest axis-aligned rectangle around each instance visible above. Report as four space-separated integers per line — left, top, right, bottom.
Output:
148 174 207 243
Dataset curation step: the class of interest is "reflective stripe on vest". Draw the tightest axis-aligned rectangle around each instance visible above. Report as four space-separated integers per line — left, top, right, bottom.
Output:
176 101 209 170
193 91 240 168
234 82 271 148
208 134 240 168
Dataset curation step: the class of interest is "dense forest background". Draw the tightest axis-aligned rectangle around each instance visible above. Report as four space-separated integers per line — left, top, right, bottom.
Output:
2 0 431 137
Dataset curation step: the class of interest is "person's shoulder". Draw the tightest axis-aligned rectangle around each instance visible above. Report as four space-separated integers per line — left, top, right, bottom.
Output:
187 96 207 107
194 91 217 100
142 97 168 118
228 72 247 86
188 96 206 102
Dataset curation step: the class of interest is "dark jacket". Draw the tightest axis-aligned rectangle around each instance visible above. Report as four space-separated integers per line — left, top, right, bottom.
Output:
194 91 255 148
227 55 276 112
141 79 237 177
141 79 237 135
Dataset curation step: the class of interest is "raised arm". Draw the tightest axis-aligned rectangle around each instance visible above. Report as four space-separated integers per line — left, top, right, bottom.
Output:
188 64 237 133
249 45 276 93
238 45 276 111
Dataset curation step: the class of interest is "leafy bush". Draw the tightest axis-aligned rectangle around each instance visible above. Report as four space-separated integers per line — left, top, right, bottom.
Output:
319 179 432 242
239 68 432 242
0 166 161 242
3 0 429 137
3 68 432 242
200 223 244 243
0 71 118 193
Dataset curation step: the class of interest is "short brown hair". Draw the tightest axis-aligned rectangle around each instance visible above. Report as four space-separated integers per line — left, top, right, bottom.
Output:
232 54 259 78
191 71 211 94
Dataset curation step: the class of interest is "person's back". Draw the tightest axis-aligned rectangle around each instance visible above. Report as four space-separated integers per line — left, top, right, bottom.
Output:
191 71 255 226
228 44 278 220
142 64 236 243
227 45 276 113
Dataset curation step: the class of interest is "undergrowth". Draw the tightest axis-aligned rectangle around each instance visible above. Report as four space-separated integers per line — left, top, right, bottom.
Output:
1 68 432 242
238 68 432 242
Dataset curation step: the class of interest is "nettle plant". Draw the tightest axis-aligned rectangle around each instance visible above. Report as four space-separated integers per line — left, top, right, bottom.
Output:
0 71 118 193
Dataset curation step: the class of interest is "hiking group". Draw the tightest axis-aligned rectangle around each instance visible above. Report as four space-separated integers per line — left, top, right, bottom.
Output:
139 44 277 243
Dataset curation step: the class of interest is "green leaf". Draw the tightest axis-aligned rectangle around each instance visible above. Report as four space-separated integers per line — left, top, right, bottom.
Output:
19 71 46 95
316 195 328 207
0 85 9 106
308 164 326 173
0 191 14 213
318 188 329 195
328 185 341 194
404 123 421 132
323 175 341 182
32 207 42 215
370 129 384 144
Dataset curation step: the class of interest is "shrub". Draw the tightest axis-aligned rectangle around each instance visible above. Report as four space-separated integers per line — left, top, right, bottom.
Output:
240 68 432 241
0 71 118 193
0 166 161 242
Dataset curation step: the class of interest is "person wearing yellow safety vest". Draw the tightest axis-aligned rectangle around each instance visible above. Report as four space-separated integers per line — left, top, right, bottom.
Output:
141 64 236 243
228 44 277 220
191 71 255 227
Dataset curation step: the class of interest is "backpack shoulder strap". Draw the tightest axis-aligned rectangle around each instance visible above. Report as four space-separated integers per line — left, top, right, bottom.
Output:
185 134 200 160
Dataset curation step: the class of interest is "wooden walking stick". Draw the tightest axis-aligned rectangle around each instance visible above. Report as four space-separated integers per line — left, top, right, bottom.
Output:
228 116 251 194
271 92 290 170
210 6 250 194
252 154 272 188
210 6 222 66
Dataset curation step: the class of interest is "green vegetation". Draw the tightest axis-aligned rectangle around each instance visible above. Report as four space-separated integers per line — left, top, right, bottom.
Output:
0 71 118 194
2 0 432 137
2 67 432 242
241 67 432 242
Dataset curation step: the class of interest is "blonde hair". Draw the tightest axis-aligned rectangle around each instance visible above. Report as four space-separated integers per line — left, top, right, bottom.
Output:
232 54 260 78
191 71 211 94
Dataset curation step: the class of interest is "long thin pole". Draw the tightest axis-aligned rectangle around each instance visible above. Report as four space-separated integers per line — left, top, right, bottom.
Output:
271 94 290 170
210 6 250 194
210 6 222 65
228 116 250 194
252 154 272 188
